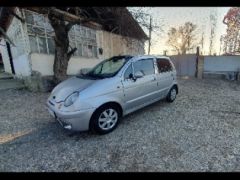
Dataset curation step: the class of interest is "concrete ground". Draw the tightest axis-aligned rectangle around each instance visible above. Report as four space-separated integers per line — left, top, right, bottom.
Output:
0 78 240 172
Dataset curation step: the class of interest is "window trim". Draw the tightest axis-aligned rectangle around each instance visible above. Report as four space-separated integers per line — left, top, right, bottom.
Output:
123 62 134 80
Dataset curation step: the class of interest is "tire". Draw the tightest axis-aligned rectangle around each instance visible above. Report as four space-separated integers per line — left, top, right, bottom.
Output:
166 86 177 102
90 104 120 135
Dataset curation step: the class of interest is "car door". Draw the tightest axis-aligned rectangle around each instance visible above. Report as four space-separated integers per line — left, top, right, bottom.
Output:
156 58 174 98
121 58 157 111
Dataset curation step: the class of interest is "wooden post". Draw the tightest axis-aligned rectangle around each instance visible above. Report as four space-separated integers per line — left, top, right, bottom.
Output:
195 47 200 78
196 46 204 79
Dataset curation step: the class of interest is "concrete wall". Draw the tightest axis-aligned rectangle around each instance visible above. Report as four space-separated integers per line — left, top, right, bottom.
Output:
30 53 100 76
13 54 31 76
0 39 12 73
204 56 240 72
0 8 30 76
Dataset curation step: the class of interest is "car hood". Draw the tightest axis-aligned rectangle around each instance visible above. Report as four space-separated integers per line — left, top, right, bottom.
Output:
50 76 97 102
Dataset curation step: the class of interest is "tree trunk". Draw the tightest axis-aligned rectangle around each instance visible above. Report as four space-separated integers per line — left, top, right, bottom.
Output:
48 14 75 84
53 45 70 83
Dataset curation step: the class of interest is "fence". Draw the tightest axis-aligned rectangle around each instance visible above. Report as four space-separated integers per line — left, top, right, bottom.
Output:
203 55 240 80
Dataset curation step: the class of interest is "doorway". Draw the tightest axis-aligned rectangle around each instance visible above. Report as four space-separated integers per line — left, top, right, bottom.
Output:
6 41 15 74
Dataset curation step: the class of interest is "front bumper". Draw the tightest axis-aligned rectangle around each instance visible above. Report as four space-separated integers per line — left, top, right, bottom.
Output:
46 101 95 131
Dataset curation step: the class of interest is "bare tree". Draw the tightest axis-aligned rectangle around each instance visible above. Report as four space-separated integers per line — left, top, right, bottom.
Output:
209 11 217 55
128 7 163 54
27 7 130 83
166 22 198 55
222 7 240 55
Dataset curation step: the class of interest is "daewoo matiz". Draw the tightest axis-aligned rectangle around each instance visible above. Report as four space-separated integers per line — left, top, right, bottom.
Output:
47 55 178 134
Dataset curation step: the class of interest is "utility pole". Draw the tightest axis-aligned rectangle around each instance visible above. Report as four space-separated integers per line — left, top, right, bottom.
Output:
201 32 204 55
148 16 152 55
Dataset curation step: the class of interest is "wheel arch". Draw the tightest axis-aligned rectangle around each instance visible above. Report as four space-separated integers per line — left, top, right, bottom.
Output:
89 101 123 129
172 84 179 94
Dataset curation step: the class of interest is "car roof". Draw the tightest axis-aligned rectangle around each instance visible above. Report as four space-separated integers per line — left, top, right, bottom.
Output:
129 55 170 60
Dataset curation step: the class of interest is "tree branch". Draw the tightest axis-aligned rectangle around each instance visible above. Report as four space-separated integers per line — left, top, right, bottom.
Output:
65 22 75 32
67 47 77 58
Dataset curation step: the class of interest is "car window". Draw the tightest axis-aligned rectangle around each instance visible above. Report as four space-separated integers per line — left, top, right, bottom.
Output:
133 58 155 76
124 64 133 79
84 56 132 79
156 58 173 73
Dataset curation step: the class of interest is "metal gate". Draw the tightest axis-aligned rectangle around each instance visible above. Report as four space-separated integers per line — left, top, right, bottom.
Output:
170 54 197 77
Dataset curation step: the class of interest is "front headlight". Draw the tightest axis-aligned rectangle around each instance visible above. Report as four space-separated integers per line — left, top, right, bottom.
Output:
64 92 79 107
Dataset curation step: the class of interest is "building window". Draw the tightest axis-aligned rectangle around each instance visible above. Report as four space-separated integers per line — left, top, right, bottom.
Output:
24 10 98 58
69 25 98 58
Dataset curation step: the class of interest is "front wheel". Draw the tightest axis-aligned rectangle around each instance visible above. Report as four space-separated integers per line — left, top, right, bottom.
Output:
90 105 120 134
166 86 177 102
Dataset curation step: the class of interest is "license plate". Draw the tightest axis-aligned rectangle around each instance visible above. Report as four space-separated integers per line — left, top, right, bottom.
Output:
48 108 56 118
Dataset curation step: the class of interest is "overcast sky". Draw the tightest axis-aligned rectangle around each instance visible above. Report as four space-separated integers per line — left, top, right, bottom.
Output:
131 7 231 55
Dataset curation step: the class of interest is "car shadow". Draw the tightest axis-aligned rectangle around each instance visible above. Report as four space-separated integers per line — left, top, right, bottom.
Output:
0 98 176 147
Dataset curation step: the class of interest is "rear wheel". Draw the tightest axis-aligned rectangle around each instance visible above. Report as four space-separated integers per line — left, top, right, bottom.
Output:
166 86 177 102
90 105 120 134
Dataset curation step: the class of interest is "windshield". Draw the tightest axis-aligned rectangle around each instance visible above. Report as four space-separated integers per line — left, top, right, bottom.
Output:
83 56 132 79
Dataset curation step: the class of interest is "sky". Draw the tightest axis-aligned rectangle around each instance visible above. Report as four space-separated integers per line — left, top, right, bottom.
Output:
132 7 231 55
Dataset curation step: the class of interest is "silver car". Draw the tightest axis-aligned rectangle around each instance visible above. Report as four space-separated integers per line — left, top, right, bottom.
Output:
47 55 178 134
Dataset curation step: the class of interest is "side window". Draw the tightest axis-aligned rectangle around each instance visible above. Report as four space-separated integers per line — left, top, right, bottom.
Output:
124 64 133 79
156 58 172 73
133 58 155 76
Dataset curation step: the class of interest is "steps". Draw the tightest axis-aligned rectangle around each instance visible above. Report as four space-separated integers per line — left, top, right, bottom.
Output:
0 72 25 91
0 79 25 91
0 72 14 80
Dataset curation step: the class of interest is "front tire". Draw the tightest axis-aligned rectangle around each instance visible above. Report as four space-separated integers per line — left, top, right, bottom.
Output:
166 86 177 102
90 105 120 135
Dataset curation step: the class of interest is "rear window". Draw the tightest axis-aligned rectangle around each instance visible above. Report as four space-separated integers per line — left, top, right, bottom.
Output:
156 58 173 73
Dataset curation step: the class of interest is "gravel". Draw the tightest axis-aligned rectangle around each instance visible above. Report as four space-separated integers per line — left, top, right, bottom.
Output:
0 78 240 172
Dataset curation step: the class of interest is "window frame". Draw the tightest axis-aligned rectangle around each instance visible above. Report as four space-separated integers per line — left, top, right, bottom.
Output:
123 63 134 80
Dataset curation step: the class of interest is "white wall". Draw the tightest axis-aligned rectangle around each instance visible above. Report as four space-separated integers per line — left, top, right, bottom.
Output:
0 39 12 73
0 8 30 76
30 53 101 76
12 54 31 76
30 30 146 76
204 56 240 72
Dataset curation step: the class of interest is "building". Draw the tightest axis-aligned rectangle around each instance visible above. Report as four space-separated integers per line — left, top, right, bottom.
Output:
0 7 147 78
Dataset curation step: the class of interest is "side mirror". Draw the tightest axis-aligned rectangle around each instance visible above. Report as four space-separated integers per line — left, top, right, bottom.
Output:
134 71 144 79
